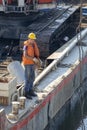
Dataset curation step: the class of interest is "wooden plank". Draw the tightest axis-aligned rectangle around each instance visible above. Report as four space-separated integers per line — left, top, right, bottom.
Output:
81 23 87 28
47 52 63 60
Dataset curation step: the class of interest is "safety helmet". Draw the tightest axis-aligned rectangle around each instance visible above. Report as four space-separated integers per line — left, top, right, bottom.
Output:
28 33 36 40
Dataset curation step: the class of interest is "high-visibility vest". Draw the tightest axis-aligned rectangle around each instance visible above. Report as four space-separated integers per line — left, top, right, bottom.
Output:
22 40 39 65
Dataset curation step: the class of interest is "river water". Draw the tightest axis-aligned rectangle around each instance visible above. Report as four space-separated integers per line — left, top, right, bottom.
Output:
45 79 87 130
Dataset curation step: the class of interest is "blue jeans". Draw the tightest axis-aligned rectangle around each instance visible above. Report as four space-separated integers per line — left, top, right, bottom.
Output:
24 64 35 93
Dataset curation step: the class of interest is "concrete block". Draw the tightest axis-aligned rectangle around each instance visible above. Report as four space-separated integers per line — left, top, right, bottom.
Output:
0 77 17 105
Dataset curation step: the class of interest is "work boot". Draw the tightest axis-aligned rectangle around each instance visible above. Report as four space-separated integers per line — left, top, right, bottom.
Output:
24 92 32 99
29 89 37 97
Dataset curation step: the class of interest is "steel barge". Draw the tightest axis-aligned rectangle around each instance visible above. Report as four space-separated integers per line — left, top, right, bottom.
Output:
0 0 87 130
0 28 87 129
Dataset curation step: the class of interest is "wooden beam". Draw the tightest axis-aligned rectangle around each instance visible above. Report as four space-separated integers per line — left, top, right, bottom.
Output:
81 23 87 28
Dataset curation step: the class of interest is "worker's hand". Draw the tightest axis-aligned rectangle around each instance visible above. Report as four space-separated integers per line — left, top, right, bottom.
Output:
33 57 39 64
33 58 42 68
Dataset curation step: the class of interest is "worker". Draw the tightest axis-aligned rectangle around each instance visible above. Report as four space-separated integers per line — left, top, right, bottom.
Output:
22 32 40 99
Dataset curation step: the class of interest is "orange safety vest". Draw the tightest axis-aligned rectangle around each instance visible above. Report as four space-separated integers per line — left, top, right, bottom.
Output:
22 40 39 65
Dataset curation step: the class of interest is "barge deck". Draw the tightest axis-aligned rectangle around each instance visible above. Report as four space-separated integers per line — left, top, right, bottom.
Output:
0 28 87 130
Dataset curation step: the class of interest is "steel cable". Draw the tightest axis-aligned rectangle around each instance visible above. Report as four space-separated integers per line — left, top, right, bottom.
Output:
76 0 85 129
